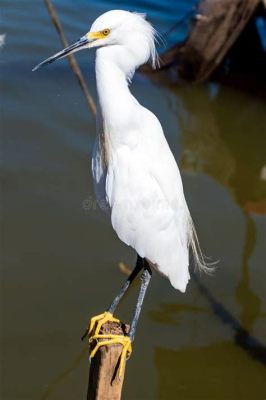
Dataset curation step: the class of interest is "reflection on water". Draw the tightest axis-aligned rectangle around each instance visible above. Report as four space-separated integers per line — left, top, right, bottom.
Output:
178 84 266 209
40 348 87 400
176 84 265 343
155 342 266 400
1 0 266 399
151 83 266 397
236 214 260 333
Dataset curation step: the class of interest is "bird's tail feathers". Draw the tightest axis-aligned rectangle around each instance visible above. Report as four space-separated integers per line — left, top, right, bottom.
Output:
188 218 217 275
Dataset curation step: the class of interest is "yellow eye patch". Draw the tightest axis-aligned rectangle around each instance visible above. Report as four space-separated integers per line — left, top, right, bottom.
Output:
87 29 110 40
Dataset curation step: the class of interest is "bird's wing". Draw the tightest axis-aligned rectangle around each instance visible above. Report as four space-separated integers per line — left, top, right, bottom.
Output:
92 113 110 213
107 110 192 291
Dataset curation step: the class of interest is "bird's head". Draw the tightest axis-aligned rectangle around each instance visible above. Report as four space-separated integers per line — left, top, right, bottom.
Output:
33 10 158 72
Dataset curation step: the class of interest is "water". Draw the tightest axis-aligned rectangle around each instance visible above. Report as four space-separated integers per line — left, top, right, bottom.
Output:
1 1 266 399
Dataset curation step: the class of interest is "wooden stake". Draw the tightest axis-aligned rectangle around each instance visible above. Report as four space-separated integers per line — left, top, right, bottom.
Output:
87 321 129 400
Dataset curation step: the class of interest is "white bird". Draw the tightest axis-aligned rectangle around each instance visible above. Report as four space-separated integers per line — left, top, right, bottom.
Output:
33 10 209 373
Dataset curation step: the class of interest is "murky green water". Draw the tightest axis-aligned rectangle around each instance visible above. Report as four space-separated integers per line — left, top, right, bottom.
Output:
1 1 266 399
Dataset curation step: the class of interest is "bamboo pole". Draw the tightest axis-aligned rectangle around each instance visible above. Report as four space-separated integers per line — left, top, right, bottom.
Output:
44 0 97 116
87 320 129 400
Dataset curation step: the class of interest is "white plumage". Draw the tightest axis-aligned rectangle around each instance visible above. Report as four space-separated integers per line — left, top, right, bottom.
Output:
33 9 208 293
91 10 206 292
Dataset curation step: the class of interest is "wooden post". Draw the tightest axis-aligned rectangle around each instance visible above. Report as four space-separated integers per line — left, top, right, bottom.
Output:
87 321 129 400
177 0 260 82
145 0 261 82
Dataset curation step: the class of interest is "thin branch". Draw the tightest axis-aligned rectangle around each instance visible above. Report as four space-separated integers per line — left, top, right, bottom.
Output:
44 0 97 116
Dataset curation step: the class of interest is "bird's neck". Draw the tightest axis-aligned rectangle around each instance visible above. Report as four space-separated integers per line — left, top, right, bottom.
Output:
95 47 137 131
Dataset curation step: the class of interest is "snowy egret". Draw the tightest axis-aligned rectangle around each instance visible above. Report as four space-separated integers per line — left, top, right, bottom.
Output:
33 10 210 373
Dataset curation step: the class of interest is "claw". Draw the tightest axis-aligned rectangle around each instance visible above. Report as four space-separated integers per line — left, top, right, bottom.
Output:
89 334 132 379
85 311 132 379
88 311 120 336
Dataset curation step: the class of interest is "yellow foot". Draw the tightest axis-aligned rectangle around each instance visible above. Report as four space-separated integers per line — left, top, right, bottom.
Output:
89 333 132 378
86 311 132 379
88 311 120 336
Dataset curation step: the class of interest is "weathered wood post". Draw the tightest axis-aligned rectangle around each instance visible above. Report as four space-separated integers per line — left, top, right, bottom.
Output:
87 321 129 400
145 0 261 83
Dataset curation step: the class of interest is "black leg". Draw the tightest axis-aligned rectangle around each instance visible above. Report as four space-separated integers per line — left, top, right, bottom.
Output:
107 255 144 314
128 259 152 342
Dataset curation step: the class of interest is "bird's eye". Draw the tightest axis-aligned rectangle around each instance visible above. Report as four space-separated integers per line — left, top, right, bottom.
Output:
102 29 110 36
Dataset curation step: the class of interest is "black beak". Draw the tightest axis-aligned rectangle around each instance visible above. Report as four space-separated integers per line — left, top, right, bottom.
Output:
32 36 90 71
